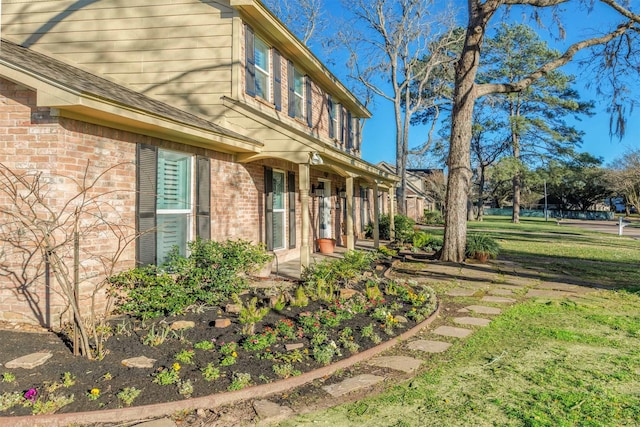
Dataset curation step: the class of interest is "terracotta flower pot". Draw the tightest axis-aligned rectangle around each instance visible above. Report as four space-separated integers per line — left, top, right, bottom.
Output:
316 238 336 254
474 252 490 263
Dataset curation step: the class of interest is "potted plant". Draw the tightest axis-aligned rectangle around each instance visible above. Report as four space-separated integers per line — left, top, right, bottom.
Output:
340 222 358 247
465 233 500 263
316 237 336 254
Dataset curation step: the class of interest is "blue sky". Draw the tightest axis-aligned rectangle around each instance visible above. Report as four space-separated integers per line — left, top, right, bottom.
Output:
316 0 639 168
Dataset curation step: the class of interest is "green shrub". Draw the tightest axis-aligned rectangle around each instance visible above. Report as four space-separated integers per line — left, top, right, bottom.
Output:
365 214 415 242
421 210 444 225
465 233 500 259
109 238 272 320
301 250 378 300
412 231 443 251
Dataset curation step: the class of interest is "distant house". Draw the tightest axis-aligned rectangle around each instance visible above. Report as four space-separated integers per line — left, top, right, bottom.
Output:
0 1 398 327
377 162 437 221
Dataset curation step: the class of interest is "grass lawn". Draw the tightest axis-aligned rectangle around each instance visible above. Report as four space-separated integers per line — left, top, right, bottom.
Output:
281 217 640 426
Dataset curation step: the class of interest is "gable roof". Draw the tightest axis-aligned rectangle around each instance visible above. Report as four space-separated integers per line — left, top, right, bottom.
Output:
0 39 260 152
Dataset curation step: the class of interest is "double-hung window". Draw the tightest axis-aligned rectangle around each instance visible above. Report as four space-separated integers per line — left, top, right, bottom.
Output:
136 145 211 266
156 150 192 264
328 97 340 139
288 61 305 120
254 37 270 101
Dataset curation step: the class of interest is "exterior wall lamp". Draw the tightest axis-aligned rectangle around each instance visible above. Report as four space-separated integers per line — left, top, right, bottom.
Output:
311 182 325 197
310 152 323 165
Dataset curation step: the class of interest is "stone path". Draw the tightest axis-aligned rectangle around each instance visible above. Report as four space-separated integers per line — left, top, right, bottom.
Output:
314 257 591 415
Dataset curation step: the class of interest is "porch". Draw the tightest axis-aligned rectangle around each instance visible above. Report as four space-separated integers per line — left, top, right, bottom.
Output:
268 238 390 280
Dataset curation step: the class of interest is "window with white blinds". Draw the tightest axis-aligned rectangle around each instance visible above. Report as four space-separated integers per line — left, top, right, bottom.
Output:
156 149 193 264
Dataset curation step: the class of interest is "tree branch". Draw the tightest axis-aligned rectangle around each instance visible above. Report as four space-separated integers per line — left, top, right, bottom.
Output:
477 22 635 97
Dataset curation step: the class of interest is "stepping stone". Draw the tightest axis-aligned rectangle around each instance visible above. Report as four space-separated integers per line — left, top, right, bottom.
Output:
121 356 157 369
407 339 452 353
170 320 195 330
481 296 516 303
285 343 304 351
5 352 53 369
322 374 384 397
432 326 473 338
253 399 294 422
225 303 241 313
446 288 476 297
526 289 575 298
459 305 502 315
453 317 491 327
537 282 579 291
489 288 514 296
340 289 359 299
215 318 231 328
133 419 177 427
367 356 422 373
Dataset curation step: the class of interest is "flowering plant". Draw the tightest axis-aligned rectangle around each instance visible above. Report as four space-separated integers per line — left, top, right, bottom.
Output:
23 388 38 403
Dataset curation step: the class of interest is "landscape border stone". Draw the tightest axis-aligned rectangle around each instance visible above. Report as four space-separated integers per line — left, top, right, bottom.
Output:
0 304 441 427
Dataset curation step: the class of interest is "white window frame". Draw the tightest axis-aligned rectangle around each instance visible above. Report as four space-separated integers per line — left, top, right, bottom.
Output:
331 101 340 140
254 37 271 101
156 149 194 264
293 68 304 119
272 169 287 250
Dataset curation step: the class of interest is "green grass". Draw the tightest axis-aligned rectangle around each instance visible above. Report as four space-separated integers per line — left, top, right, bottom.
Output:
283 295 640 427
468 216 640 292
281 217 640 426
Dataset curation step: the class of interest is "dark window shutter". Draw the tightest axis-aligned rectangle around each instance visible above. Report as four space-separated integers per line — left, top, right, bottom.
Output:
305 77 312 127
273 50 282 111
245 25 256 97
340 106 346 143
196 155 211 241
136 144 157 266
287 60 295 118
347 110 353 150
288 171 296 249
327 96 334 138
264 167 274 250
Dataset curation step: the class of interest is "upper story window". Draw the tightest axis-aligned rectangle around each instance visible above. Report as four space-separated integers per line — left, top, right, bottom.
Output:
245 24 282 110
254 37 270 101
328 96 340 139
289 64 304 119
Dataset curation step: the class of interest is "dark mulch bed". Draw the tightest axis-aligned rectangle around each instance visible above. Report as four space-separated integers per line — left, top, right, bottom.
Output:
0 274 436 417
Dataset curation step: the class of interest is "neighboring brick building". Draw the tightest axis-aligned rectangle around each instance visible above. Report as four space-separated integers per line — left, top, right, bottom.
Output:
0 1 398 327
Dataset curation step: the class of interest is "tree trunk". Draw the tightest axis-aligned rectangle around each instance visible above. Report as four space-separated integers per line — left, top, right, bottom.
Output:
476 165 486 221
441 4 488 262
512 172 521 223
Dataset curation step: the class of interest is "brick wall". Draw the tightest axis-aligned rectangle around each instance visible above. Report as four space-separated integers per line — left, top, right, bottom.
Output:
0 78 277 328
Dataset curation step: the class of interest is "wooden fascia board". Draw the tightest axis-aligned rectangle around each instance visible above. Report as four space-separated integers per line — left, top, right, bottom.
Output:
0 63 261 154
229 0 370 118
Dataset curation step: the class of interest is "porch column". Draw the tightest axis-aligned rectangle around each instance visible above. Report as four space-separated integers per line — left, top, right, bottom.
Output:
346 175 355 250
299 163 311 268
389 186 396 241
372 181 380 248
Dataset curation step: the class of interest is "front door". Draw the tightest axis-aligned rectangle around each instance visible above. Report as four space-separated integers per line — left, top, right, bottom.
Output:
318 180 332 238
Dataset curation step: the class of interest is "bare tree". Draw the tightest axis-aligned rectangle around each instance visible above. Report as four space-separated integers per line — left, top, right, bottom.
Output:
442 0 640 262
0 162 136 359
263 0 326 46
608 149 640 213
337 0 462 215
